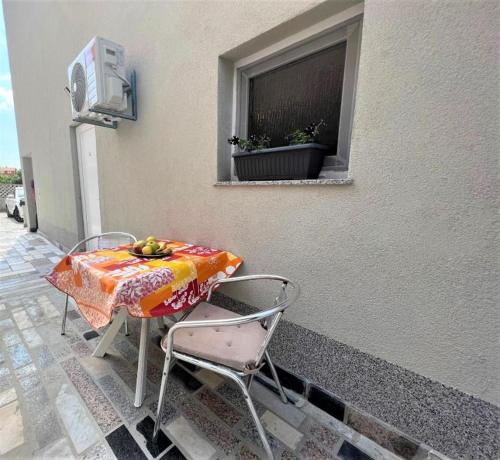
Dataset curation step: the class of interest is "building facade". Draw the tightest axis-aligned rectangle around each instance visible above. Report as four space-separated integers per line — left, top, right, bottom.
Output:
0 166 17 175
3 1 499 457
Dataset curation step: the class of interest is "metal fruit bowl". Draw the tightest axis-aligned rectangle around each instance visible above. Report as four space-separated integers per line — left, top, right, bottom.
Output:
127 248 173 259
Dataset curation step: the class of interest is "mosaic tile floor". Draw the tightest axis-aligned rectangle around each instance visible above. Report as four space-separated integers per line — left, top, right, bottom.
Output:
0 214 438 459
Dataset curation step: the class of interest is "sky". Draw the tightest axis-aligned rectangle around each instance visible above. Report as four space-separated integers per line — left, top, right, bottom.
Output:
0 2 19 168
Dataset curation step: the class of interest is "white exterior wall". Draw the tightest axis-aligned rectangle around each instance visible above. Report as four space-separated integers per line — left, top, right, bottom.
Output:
4 0 498 404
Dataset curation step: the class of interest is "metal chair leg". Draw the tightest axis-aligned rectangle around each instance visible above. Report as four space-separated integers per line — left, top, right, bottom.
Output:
246 374 255 390
153 354 174 441
61 295 69 335
265 350 288 404
235 375 274 460
124 318 129 336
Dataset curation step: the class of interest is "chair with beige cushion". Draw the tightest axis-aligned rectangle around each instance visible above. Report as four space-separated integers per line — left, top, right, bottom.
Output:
153 275 300 460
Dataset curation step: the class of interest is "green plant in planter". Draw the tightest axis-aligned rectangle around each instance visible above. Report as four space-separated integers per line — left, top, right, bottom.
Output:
286 120 326 145
228 134 271 151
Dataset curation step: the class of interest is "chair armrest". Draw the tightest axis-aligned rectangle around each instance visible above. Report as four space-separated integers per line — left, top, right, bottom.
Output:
207 274 292 302
170 307 281 330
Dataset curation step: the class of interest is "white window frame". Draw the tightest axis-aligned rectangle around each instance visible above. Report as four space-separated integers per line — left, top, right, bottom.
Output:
230 13 363 180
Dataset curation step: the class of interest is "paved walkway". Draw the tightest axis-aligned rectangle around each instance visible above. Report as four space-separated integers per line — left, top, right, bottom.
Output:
0 213 412 460
0 213 63 293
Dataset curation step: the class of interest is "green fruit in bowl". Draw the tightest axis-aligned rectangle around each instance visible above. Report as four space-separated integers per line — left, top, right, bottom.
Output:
133 240 145 250
142 245 153 255
146 236 156 243
149 243 160 253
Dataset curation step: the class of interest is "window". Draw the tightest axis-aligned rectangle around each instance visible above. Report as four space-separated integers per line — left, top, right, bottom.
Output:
229 17 362 180
248 42 347 151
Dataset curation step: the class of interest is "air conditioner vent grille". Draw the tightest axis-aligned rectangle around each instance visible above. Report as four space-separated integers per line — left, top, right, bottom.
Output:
71 62 86 112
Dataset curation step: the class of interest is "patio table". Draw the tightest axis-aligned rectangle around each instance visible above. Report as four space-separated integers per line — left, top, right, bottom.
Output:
46 239 242 406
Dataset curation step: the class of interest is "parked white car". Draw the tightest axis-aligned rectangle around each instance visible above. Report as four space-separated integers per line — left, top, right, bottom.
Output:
5 186 25 222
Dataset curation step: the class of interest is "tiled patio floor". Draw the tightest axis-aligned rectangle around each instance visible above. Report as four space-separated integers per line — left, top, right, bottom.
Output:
0 213 430 459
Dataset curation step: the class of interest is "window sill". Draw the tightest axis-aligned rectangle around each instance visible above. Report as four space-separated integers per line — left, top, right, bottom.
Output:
214 178 353 186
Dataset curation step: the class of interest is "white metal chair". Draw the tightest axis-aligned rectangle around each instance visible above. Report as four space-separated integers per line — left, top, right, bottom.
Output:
152 275 300 460
60 231 137 335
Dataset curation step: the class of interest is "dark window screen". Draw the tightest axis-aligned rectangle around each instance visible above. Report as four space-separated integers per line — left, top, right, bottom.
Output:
248 42 346 149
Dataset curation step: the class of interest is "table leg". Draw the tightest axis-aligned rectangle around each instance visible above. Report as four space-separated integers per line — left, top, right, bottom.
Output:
134 318 150 407
156 317 165 330
92 308 128 358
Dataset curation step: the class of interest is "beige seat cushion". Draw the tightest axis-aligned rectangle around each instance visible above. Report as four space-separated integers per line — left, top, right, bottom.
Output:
165 302 268 372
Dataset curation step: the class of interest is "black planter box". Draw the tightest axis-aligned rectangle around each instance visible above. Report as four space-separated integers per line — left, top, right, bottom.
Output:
232 143 330 181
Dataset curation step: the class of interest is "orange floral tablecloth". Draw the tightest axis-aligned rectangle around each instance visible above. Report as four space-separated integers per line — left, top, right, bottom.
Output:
46 240 242 329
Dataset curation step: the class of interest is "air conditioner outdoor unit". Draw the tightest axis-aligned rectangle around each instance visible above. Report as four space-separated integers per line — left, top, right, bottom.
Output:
68 37 128 123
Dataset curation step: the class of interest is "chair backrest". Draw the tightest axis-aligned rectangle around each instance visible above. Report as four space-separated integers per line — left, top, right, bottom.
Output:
202 275 300 369
68 232 137 255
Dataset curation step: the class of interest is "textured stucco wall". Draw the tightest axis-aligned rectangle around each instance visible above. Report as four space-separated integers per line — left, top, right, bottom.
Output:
4 0 499 405
2 3 81 248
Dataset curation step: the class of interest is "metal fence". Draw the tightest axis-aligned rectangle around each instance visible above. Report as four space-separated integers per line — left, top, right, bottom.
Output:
0 183 18 211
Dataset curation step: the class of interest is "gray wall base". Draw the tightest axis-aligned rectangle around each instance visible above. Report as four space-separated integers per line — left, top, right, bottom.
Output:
211 292 500 460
